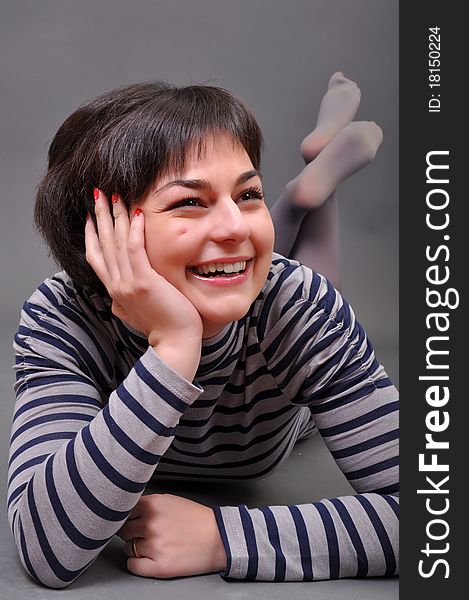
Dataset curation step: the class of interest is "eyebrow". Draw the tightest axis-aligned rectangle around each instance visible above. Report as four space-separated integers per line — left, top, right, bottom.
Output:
154 169 261 195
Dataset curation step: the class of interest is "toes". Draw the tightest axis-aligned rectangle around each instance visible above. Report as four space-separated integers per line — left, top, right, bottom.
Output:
328 71 345 87
328 71 359 90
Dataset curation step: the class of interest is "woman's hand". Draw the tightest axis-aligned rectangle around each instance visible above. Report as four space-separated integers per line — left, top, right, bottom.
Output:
85 190 204 346
117 493 227 579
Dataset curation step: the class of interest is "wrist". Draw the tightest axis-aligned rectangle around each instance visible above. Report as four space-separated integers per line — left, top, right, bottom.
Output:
151 334 202 382
210 508 228 573
212 541 227 573
148 328 202 349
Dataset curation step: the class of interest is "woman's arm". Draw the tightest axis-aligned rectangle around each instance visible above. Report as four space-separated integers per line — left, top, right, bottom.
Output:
213 271 398 581
214 404 398 580
8 284 203 588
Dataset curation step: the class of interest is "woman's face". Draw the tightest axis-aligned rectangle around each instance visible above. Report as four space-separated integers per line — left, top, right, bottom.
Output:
138 133 275 339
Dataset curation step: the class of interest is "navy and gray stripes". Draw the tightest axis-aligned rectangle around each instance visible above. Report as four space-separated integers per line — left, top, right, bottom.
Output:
8 253 398 587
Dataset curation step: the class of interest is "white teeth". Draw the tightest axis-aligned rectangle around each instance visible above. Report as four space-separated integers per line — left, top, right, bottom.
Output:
193 260 247 276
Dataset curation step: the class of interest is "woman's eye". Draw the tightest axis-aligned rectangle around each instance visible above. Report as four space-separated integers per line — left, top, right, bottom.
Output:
170 198 201 209
239 187 264 202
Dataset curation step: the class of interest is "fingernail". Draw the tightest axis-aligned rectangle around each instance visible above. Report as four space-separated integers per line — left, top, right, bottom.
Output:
93 188 100 201
86 212 91 221
134 208 142 217
112 193 118 204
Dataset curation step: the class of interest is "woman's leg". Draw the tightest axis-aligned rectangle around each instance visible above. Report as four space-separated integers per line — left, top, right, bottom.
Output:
271 73 382 289
286 121 382 289
271 72 361 262
300 71 362 163
288 192 341 289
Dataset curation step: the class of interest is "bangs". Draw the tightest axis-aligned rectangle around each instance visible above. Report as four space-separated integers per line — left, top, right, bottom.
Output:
154 130 252 184
100 85 262 203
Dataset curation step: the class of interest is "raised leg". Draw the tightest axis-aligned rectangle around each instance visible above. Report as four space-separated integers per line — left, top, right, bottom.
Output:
300 71 361 163
288 193 341 289
271 73 382 290
271 72 363 260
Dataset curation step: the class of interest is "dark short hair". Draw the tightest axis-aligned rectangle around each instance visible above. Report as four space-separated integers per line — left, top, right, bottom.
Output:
34 81 263 296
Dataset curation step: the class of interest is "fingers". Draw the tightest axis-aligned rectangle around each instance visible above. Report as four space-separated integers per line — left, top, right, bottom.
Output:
127 499 145 520
85 213 112 289
117 518 146 541
123 537 147 558
126 208 156 282
111 193 134 282
85 189 150 290
127 557 157 577
92 190 122 282
124 540 162 578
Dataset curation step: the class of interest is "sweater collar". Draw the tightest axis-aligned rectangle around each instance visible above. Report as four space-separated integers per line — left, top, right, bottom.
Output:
117 316 244 377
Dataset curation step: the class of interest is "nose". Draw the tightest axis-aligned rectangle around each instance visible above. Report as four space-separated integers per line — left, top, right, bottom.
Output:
208 196 250 243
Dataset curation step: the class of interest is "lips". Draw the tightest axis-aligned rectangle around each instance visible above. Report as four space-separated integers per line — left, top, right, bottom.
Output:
187 255 254 278
190 260 247 276
187 259 253 285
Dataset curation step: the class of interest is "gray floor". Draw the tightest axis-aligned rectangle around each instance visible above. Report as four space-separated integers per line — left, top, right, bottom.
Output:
0 325 397 598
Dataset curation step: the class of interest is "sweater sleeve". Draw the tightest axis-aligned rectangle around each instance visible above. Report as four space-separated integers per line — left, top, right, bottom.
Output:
7 301 203 588
213 272 399 581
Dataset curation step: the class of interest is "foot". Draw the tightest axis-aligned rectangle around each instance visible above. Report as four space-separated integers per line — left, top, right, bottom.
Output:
300 72 362 163
293 121 383 209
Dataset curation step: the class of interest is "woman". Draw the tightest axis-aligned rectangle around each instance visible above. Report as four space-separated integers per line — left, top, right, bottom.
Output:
8 75 398 587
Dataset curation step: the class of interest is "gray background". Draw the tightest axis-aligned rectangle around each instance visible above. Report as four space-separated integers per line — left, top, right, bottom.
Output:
0 0 398 597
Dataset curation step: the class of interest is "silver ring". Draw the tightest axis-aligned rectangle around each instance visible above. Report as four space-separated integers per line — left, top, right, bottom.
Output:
131 537 142 559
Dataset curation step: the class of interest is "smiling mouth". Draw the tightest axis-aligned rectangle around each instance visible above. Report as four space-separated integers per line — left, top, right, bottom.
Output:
188 259 252 278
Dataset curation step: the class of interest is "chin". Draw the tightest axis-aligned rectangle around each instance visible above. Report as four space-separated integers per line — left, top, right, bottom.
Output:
202 304 250 326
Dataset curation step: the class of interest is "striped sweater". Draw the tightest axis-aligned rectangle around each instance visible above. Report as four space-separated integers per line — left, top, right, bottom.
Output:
8 252 399 587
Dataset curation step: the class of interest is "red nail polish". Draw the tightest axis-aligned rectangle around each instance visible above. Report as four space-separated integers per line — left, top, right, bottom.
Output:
112 193 118 204
93 188 99 201
134 208 142 217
